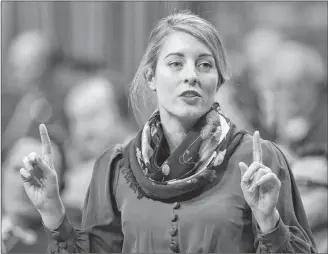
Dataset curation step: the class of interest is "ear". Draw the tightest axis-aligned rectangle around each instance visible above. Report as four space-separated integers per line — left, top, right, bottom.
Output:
145 68 156 91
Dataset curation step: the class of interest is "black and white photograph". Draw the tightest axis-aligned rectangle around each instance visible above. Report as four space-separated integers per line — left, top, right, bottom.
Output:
1 1 327 253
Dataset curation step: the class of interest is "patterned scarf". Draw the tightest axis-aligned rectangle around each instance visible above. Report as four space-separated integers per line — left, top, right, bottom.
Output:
122 102 247 200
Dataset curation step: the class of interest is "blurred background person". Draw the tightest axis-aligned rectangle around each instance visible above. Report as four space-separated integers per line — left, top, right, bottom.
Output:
292 145 328 253
233 28 285 142
1 30 69 166
269 41 327 156
2 136 65 253
233 31 327 163
61 73 136 226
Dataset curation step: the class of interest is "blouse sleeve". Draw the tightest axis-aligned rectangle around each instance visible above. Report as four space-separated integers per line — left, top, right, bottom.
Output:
44 145 124 253
252 141 318 253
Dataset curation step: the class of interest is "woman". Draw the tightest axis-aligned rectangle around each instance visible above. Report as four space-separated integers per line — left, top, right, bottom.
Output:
20 12 316 253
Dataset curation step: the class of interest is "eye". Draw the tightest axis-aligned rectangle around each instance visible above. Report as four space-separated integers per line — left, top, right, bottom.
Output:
168 61 183 69
198 62 212 71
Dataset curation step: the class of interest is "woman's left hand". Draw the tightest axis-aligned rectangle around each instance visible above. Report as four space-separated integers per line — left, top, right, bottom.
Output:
239 131 281 233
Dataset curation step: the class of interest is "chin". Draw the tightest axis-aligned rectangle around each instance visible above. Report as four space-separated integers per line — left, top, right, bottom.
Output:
173 104 208 121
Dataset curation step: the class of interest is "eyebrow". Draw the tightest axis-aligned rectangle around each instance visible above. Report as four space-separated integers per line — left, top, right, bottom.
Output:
164 52 214 59
164 52 184 59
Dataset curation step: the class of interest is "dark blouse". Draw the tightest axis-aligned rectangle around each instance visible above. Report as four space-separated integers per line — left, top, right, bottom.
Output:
45 134 317 253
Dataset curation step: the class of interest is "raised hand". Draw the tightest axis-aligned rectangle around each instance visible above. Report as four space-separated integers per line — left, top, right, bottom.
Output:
239 131 281 233
20 124 65 229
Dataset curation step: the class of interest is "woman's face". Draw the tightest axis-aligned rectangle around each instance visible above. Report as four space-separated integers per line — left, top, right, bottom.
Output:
150 31 219 123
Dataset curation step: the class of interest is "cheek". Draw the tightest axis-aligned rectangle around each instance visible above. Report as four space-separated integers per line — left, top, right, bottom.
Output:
155 68 179 95
200 74 219 96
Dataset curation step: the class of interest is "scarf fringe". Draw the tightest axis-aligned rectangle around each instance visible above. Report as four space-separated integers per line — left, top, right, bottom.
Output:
121 157 218 199
121 165 145 199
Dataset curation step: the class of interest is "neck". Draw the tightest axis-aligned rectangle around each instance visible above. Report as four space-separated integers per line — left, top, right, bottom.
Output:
159 108 198 153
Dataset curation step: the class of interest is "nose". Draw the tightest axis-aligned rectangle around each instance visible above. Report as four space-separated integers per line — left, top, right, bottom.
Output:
183 65 198 85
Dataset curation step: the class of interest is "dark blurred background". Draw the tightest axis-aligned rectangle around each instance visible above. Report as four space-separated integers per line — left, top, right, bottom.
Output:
1 1 327 253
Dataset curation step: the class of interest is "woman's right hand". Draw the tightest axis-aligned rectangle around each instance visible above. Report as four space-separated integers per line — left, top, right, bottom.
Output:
20 124 65 229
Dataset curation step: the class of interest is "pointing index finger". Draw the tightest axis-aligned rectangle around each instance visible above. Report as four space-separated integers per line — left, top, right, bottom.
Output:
39 124 52 157
253 130 262 163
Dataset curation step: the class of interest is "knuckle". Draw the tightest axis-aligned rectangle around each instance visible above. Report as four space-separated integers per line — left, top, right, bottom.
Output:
264 167 271 173
249 162 257 169
28 153 35 160
31 152 38 157
258 169 268 176
252 162 261 168
258 167 265 173
256 161 264 167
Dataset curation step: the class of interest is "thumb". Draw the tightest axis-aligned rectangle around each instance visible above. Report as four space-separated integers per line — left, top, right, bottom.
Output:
238 162 248 177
